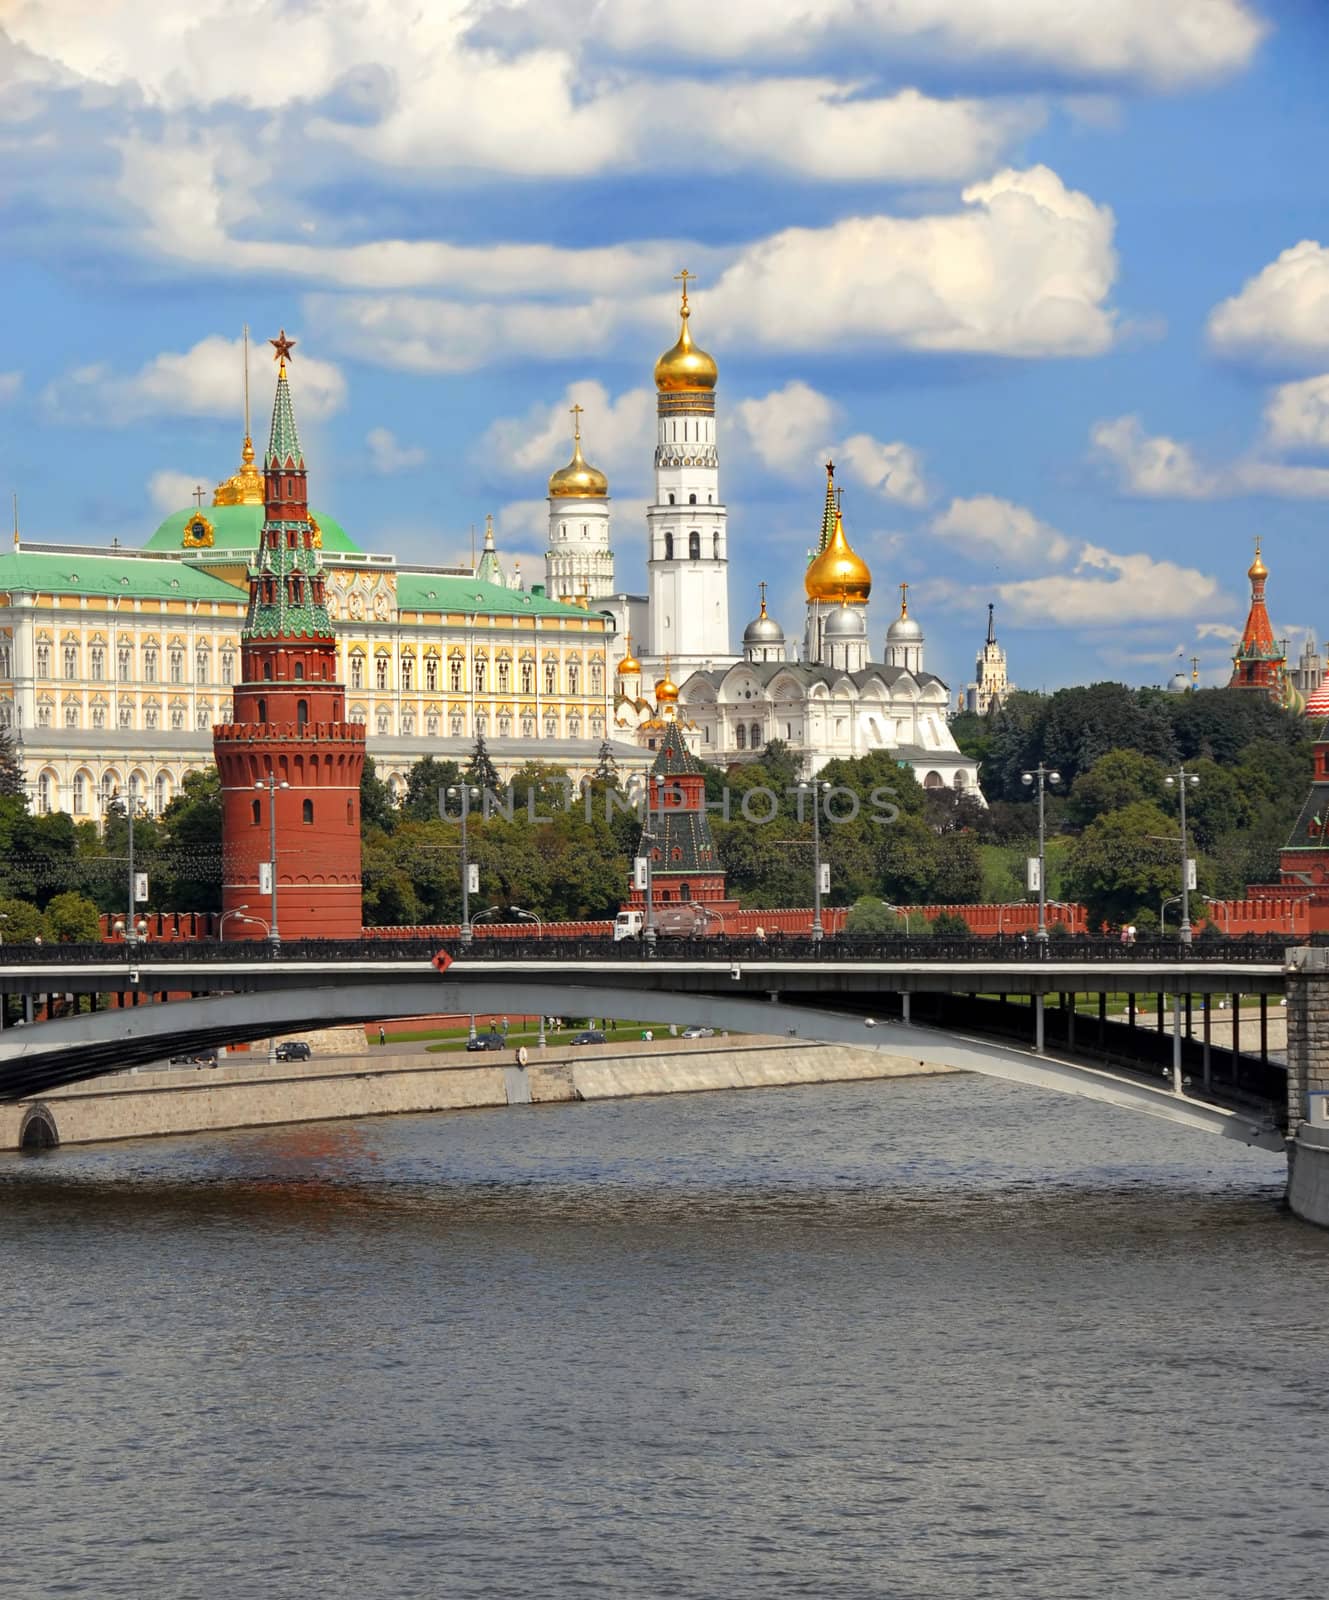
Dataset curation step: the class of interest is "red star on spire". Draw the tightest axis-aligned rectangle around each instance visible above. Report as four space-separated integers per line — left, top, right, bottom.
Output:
270 329 296 365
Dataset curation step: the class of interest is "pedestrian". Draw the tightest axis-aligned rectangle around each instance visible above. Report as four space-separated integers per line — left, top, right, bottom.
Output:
378 1025 386 1046
501 1015 509 1036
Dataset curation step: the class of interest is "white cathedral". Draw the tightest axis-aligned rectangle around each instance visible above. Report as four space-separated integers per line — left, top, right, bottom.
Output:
539 275 980 794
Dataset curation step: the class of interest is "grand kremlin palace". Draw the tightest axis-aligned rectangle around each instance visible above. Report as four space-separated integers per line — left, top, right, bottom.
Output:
0 437 623 818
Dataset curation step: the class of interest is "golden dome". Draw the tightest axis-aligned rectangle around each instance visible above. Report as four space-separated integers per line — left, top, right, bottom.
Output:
617 633 641 676
548 408 608 499
805 508 871 604
655 661 679 703
1248 537 1268 582
654 275 718 393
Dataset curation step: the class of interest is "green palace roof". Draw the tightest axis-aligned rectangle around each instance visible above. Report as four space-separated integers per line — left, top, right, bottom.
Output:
0 549 242 601
146 502 361 555
396 572 604 619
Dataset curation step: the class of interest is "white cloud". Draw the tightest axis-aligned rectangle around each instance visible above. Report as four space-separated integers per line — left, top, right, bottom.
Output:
930 495 1072 566
494 0 1264 88
482 382 655 483
708 166 1119 358
0 372 21 405
997 544 1222 626
147 470 211 514
835 434 931 509
366 427 426 474
733 383 839 478
1196 622 1241 643
1092 413 1329 499
43 334 347 426
1263 374 1329 452
1207 241 1329 370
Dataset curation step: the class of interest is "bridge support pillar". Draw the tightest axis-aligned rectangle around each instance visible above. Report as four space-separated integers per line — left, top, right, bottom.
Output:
1034 993 1044 1055
1284 947 1329 1227
23 994 33 1025
901 993 911 1024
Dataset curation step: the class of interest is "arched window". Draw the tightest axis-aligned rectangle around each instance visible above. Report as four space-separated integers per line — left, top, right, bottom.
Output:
35 644 50 679
195 650 208 685
376 709 390 734
63 644 78 677
296 698 308 733
293 661 304 681
0 643 11 678
170 707 184 730
375 655 389 691
680 882 691 900
263 660 273 681
350 654 365 690
521 714 535 737
64 702 78 729
544 715 557 738
664 532 674 560
426 713 439 737
169 649 183 684
347 800 354 825
689 530 701 559
569 714 581 738
668 493 675 505
195 708 209 731
689 493 697 505
544 661 557 694
117 645 131 681
497 659 510 693
449 658 463 693
90 646 104 682
145 705 159 730
143 647 157 684
257 698 267 723
450 713 464 737
37 702 51 728
750 723 760 749
38 772 53 814
735 723 747 750
402 710 415 735
118 705 131 730
713 532 720 559
568 662 579 695
252 799 261 825
520 661 533 695
155 775 167 812
473 657 486 693
302 799 314 824
425 657 439 692
590 661 602 693
401 655 414 691
90 704 107 730
72 772 87 814
498 712 511 736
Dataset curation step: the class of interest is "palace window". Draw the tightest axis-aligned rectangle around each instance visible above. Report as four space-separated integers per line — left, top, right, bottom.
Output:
664 532 674 560
497 659 510 693
221 651 235 686
145 706 159 730
736 723 747 750
401 655 414 691
195 650 209 685
591 714 604 737
170 707 184 730
544 715 556 738
375 655 389 691
296 699 308 734
449 659 463 694
37 703 52 728
90 646 105 682
521 714 534 737
401 710 415 735
63 645 78 677
36 644 49 679
196 709 210 731
425 657 439 692
567 663 580 695
520 661 533 695
476 712 487 736
155 776 167 812
92 706 106 730
0 643 9 678
474 659 487 693
64 703 78 730
750 722 760 748
0 704 10 728
169 649 183 685
118 705 132 730
426 714 439 738
73 773 87 815
117 645 131 681
144 648 158 684
377 709 390 734
450 713 464 738
689 493 697 505
37 773 52 814
350 654 365 690
544 661 556 695
498 713 511 737
590 662 602 693
569 715 581 738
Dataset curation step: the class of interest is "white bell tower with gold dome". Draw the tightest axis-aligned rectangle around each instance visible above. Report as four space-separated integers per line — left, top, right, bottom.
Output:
545 404 615 602
646 271 733 674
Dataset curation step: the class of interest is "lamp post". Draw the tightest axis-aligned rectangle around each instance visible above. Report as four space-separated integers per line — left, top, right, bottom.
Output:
798 779 831 942
444 784 481 946
1160 893 1181 937
640 827 657 953
220 904 269 940
254 775 290 949
1164 766 1199 946
1021 764 1061 944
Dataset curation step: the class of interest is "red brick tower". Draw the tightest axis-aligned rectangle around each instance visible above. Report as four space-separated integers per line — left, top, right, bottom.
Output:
213 332 366 940
1229 538 1289 700
627 717 731 910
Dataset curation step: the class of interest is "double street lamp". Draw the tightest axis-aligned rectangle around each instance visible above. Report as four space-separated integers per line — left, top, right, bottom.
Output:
797 779 832 942
443 784 481 945
1021 765 1061 943
254 775 290 949
1164 766 1200 946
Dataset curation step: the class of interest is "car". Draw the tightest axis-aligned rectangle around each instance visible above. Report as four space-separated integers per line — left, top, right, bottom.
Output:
171 1050 219 1066
570 1029 606 1046
465 1032 507 1052
680 1025 715 1039
275 1041 312 1062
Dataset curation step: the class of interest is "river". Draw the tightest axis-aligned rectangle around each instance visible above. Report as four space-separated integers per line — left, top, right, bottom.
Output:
2 1073 1327 1599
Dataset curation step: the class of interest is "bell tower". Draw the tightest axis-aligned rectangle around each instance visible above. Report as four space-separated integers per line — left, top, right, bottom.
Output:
213 332 366 940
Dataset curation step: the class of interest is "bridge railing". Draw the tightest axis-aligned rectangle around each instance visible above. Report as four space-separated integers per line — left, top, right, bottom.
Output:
0 933 1304 968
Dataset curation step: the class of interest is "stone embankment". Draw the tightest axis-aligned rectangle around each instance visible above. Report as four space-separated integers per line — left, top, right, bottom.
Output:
0 1034 956 1152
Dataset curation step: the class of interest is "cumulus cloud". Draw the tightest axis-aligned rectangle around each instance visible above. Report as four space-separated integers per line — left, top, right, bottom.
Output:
1092 413 1329 499
930 495 1072 567
147 470 211 514
1263 374 1329 452
1207 241 1329 370
708 167 1118 358
487 0 1264 88
835 434 931 509
482 382 655 485
733 383 838 478
997 544 1222 626
43 334 347 426
366 427 426 474
0 372 21 405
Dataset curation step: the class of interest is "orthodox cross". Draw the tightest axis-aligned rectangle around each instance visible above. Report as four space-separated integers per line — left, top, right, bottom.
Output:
570 401 584 440
899 580 909 612
673 267 694 309
759 579 767 613
192 485 205 508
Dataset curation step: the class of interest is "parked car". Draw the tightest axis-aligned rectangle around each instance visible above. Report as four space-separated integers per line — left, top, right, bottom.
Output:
680 1025 715 1039
275 1041 312 1062
570 1029 607 1046
466 1032 507 1052
171 1050 219 1066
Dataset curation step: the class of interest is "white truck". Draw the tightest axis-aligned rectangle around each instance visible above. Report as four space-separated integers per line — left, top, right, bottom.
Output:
613 904 720 940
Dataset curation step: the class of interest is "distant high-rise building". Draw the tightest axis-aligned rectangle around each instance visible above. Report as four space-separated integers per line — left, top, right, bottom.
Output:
963 604 1013 715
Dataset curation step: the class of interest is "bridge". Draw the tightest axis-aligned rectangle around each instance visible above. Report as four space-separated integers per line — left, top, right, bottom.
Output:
0 935 1307 1156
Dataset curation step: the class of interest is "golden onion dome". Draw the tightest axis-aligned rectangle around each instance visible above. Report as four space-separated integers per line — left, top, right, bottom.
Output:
805 508 871 604
654 280 718 393
1248 537 1268 582
548 415 608 499
617 634 641 676
655 664 679 703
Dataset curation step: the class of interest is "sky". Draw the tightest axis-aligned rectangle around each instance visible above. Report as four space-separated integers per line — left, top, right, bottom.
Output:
2 0 1329 697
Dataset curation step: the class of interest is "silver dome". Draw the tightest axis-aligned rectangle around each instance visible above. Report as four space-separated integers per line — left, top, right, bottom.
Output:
1167 670 1190 693
887 612 924 642
824 604 867 639
743 610 786 645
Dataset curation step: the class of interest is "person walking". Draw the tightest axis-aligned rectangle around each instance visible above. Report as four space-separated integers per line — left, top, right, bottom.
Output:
378 1025 386 1046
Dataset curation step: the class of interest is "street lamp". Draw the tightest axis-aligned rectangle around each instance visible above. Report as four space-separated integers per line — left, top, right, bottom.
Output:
109 776 144 949
443 784 481 946
638 826 658 952
220 904 269 940
890 904 912 935
1021 765 1061 943
797 779 832 942
1163 766 1200 946
254 775 290 949
1160 893 1181 936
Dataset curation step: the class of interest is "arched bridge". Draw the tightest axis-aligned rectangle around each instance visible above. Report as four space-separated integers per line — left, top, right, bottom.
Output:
0 936 1295 1152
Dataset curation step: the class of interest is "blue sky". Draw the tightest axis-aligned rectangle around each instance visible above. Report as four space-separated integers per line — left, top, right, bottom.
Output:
3 0 1329 695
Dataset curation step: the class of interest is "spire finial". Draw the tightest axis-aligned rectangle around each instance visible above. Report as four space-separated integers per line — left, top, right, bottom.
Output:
987 602 996 646
270 328 296 376
759 579 768 618
899 581 909 618
1190 655 1200 683
673 266 694 315
484 511 495 550
570 401 584 442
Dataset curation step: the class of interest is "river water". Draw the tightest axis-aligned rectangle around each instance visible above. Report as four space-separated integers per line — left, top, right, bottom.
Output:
3 1074 1328 1600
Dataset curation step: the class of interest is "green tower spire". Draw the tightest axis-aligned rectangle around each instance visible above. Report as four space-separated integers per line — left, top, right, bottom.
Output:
818 459 836 555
